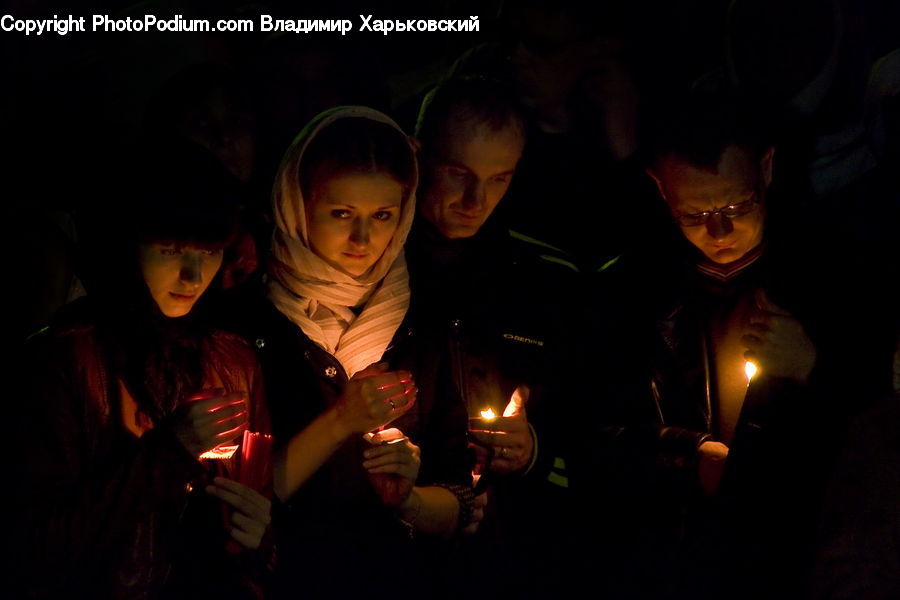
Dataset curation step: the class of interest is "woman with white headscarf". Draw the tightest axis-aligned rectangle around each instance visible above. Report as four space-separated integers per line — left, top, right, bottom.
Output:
241 107 473 597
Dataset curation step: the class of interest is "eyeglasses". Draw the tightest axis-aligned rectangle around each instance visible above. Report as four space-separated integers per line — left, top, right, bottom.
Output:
672 195 760 227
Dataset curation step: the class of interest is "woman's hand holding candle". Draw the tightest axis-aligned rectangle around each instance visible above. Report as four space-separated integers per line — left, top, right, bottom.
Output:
469 385 535 475
273 367 416 502
333 364 417 437
363 427 421 508
205 476 272 550
172 391 249 458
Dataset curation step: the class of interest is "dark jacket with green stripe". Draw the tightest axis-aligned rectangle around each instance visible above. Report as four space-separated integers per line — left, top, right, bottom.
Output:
406 215 583 598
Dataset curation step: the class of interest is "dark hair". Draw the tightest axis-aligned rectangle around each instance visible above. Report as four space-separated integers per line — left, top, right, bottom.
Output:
646 92 774 171
83 140 245 424
133 141 242 247
299 117 415 201
415 76 526 151
144 63 254 137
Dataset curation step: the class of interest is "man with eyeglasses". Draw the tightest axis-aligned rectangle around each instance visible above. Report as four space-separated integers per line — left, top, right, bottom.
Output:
582 92 896 599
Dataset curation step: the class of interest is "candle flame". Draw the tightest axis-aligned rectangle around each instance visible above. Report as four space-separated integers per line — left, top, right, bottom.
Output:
480 408 497 421
199 444 239 460
745 360 758 381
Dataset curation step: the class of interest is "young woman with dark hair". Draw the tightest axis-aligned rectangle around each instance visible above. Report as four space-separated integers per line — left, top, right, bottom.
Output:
13 143 273 599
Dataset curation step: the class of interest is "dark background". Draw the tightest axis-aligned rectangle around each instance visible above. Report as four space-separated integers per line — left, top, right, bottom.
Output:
4 0 899 339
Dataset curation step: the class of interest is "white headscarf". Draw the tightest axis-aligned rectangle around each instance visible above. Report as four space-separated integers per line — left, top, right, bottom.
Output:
267 106 417 378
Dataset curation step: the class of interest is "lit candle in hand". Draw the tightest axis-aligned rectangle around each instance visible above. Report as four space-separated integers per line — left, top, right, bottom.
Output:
745 360 758 382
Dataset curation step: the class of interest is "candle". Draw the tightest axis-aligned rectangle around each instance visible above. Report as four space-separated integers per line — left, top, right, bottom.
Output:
236 431 273 492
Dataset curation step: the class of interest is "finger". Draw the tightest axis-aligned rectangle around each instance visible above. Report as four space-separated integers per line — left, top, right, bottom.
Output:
196 416 248 444
363 448 417 469
470 443 491 463
383 385 417 409
503 384 529 417
208 415 250 440
228 525 262 550
194 400 247 423
496 415 529 433
206 480 266 519
747 309 773 328
367 371 414 390
491 457 524 473
365 463 417 476
353 362 391 380
208 409 249 429
193 391 246 409
186 387 227 402
469 430 510 444
363 454 413 470
214 419 249 439
386 388 417 418
745 322 769 335
369 427 405 445
212 477 271 515
363 447 412 466
364 440 410 459
755 288 792 316
741 334 762 351
231 510 268 535
766 314 797 332
494 446 524 461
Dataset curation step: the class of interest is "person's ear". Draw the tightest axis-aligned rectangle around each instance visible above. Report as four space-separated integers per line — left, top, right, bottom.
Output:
646 168 667 201
760 146 775 188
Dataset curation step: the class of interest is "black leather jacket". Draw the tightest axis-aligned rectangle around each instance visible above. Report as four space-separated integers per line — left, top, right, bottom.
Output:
589 234 896 599
406 216 584 598
13 299 271 600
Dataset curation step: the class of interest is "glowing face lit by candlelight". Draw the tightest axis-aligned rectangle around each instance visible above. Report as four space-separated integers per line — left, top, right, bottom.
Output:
420 121 524 239
650 145 772 265
139 242 224 317
480 408 497 421
305 172 403 277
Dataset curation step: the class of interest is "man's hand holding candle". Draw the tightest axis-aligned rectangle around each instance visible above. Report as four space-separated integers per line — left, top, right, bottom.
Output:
172 391 249 458
742 289 817 384
333 363 417 437
469 385 535 475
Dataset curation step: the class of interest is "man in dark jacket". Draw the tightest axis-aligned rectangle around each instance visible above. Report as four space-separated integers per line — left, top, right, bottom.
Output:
408 76 583 599
591 92 895 599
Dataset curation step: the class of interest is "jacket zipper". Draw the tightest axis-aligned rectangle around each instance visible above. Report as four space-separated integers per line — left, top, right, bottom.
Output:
449 318 470 409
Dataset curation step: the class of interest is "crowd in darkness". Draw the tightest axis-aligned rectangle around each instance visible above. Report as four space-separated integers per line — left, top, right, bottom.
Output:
6 0 900 598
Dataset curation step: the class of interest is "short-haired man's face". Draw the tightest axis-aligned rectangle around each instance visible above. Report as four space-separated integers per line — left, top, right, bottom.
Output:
420 122 525 240
650 144 773 264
